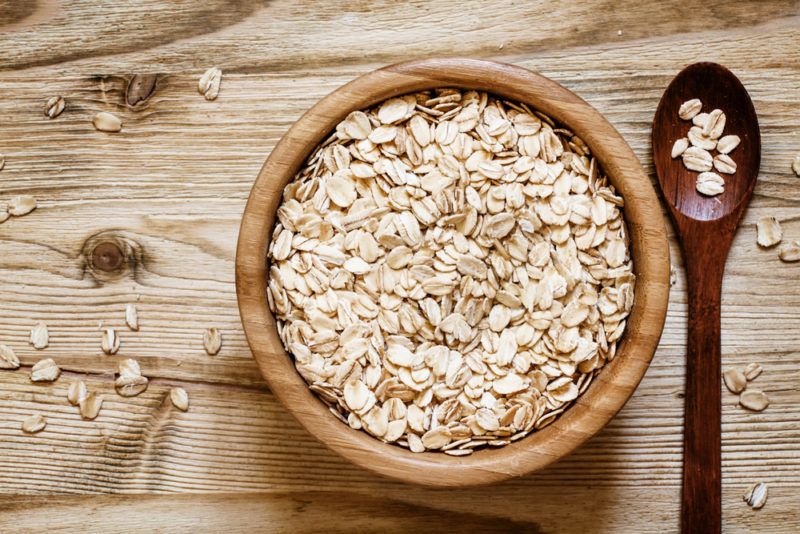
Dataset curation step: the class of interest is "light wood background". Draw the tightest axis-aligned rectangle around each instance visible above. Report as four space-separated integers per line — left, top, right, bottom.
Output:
0 1 798 532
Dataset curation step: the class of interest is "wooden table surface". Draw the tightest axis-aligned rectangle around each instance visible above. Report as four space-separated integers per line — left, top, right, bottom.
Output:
1 1 798 532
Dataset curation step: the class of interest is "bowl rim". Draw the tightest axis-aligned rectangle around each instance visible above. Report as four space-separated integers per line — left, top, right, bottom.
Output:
235 57 670 487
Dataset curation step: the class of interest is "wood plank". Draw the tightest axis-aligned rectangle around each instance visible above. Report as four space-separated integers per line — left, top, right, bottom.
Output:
0 0 799 531
2 487 799 533
0 491 632 533
0 0 796 73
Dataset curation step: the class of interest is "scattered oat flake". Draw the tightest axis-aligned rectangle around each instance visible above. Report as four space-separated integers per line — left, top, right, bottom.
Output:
45 96 65 119
79 392 103 420
101 327 120 355
118 358 141 379
30 358 60 382
126 303 139 331
0 344 20 369
739 390 769 412
743 362 762 381
8 195 37 217
203 327 222 355
0 154 5 171
793 155 800 177
22 414 46 434
30 321 49 349
198 67 222 101
756 216 782 248
170 387 189 411
115 358 149 397
67 380 88 406
723 369 746 394
116 373 148 397
778 241 800 262
743 482 768 510
93 112 122 132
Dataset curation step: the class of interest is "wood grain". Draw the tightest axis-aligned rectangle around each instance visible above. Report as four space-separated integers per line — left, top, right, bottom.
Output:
0 0 799 531
0 492 545 533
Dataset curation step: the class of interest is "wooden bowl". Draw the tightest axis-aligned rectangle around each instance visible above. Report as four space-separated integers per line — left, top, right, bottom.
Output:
236 58 670 487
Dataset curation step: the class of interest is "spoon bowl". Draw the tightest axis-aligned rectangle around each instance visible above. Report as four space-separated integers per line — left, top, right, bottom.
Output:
652 62 760 533
653 62 760 223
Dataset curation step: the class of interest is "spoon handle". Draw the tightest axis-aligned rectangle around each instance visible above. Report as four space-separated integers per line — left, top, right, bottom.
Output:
681 258 724 534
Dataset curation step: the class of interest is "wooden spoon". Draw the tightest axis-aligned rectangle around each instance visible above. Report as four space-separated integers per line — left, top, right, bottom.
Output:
652 63 760 533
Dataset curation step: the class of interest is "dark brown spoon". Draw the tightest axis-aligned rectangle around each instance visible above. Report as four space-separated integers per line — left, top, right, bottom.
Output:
653 63 760 533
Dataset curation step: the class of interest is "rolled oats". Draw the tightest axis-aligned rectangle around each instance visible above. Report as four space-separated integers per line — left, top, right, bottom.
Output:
115 358 149 397
79 392 103 420
692 112 710 128
22 414 46 434
170 387 189 411
203 327 222 355
723 369 746 394
671 138 689 158
695 172 725 196
92 112 122 132
678 99 702 120
674 101 741 198
739 390 769 412
198 67 222 101
101 328 120 355
743 362 762 381
716 135 740 155
743 482 768 510
67 380 88 406
267 89 635 453
45 96 65 119
9 195 37 217
126 303 139 331
778 241 800 262
702 109 726 139
756 217 782 248
687 127 716 151
713 154 736 175
683 147 713 172
31 358 60 382
0 344 20 370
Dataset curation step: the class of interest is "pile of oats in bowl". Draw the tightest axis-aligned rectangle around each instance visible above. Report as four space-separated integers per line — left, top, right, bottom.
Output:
266 89 635 455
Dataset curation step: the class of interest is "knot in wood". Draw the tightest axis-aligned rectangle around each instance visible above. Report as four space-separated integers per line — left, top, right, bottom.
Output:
126 74 159 107
82 232 142 283
92 242 123 272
